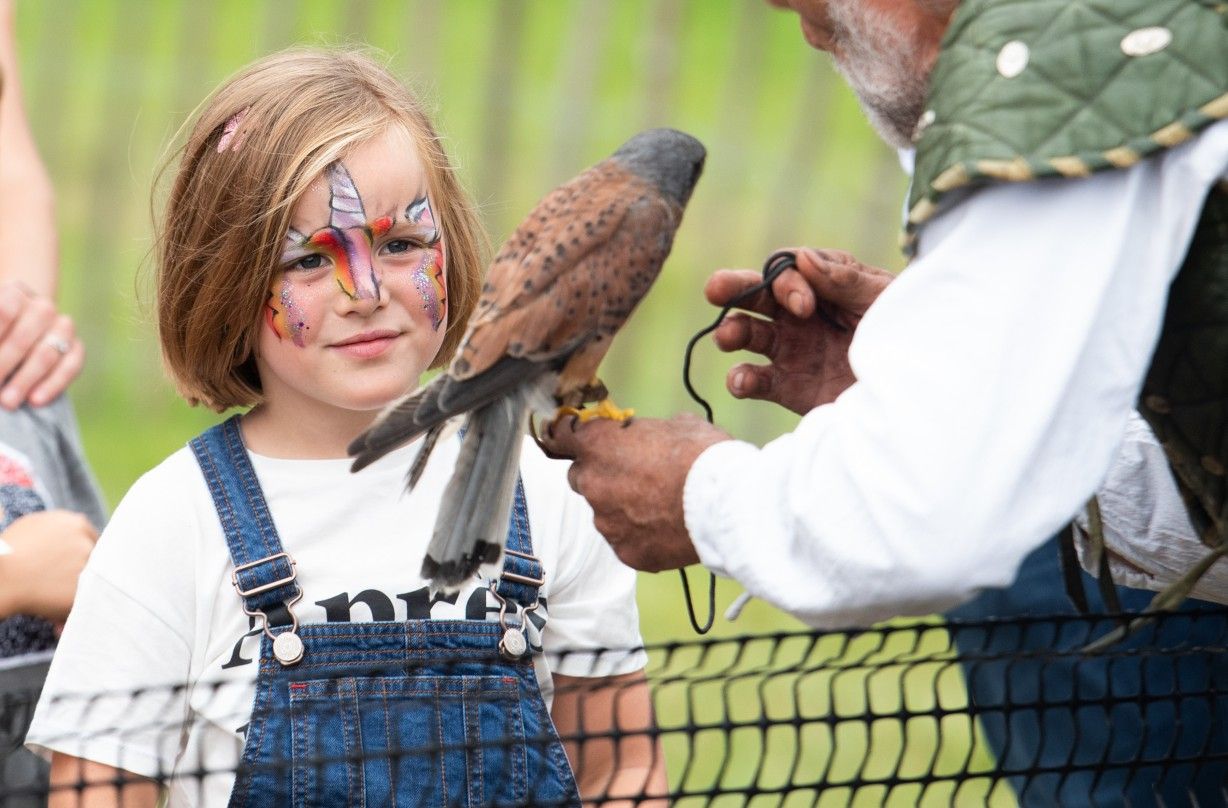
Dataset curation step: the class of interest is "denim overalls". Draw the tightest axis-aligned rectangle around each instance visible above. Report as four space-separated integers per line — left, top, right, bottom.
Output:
189 417 582 808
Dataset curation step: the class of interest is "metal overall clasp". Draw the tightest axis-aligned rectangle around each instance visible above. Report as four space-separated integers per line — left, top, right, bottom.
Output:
491 590 534 660
232 552 305 666
492 549 544 660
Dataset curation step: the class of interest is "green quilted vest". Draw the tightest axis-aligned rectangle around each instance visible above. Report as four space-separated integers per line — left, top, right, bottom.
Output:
909 1 1228 566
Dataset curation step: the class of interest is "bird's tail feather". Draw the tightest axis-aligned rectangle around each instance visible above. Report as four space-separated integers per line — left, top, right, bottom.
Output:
422 392 527 590
406 423 444 492
349 385 438 471
427 357 542 422
350 358 543 473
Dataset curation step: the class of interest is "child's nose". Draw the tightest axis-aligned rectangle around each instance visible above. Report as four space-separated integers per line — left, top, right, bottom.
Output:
338 230 382 303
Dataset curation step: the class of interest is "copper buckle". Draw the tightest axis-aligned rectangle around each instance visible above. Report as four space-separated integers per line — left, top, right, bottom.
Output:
498 548 545 587
231 552 298 597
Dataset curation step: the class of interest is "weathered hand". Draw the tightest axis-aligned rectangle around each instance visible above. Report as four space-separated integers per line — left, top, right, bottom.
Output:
0 281 84 409
706 247 893 414
0 509 98 621
541 414 730 572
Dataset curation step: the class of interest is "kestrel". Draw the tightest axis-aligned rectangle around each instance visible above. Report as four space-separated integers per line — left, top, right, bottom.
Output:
349 128 706 589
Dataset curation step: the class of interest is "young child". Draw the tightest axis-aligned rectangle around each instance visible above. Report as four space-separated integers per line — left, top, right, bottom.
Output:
26 48 664 807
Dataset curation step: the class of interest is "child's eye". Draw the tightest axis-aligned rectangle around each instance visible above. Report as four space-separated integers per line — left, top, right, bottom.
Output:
384 239 414 254
294 254 327 270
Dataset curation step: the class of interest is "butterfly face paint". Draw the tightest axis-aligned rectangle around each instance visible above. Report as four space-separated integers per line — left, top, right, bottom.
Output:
279 163 384 301
267 160 447 345
406 195 447 331
266 257 311 347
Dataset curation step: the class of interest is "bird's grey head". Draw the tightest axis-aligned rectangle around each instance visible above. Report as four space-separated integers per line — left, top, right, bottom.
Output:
612 128 706 207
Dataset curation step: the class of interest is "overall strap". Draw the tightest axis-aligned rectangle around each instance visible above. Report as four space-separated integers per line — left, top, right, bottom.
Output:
494 478 543 610
188 416 301 618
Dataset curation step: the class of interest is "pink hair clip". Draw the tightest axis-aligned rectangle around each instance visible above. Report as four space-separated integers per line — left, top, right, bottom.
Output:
217 107 250 153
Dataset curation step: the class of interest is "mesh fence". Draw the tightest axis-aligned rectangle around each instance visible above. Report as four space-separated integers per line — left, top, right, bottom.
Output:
3 610 1228 806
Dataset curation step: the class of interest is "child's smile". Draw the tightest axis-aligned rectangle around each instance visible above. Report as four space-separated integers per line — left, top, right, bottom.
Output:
254 126 448 434
329 328 402 359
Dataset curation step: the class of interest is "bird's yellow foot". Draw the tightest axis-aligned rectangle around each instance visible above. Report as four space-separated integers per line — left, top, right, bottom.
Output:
558 398 635 425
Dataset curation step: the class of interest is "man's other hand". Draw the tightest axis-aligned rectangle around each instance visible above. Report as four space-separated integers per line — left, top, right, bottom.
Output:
706 247 892 414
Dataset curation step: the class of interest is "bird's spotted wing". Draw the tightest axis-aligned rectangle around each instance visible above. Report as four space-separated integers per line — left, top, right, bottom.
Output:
449 161 675 380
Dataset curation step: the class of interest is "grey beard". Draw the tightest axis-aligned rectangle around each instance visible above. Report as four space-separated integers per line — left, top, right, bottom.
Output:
827 2 933 148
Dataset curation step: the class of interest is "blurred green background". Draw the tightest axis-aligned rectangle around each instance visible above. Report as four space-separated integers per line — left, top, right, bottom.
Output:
14 1 1013 803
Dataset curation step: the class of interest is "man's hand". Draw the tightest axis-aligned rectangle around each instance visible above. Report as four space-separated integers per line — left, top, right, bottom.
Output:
706 247 893 414
542 414 730 571
0 281 84 409
0 510 98 621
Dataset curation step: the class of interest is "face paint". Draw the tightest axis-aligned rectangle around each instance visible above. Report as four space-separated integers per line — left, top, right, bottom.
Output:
279 163 382 301
277 161 447 339
265 278 309 346
411 252 446 332
405 195 440 243
405 195 447 331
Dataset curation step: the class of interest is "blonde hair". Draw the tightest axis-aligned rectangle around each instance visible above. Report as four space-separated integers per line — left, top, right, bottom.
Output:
155 48 486 412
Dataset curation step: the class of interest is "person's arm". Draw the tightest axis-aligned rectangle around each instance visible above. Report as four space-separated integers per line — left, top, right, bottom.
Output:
0 0 84 407
48 756 160 808
551 671 669 807
0 509 97 620
550 118 1228 628
0 0 54 298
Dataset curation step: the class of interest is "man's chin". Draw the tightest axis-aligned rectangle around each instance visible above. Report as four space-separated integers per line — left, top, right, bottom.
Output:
859 99 919 150
832 59 928 149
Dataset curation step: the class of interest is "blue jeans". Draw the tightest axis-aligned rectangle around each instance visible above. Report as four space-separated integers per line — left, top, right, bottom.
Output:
948 534 1228 806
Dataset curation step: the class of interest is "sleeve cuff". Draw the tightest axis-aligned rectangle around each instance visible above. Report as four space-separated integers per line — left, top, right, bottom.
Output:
683 439 760 580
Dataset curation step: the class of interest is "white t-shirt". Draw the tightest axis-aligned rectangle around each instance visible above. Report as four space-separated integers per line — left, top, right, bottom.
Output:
26 431 645 807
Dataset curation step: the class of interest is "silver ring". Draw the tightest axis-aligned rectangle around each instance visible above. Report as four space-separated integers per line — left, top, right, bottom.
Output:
46 335 70 355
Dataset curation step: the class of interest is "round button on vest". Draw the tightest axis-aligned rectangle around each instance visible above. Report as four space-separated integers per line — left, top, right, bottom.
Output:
1121 27 1172 57
996 41 1030 78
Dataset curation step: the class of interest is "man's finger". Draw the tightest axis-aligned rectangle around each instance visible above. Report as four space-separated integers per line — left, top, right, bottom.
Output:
540 415 582 459
713 312 777 357
795 248 894 313
769 266 816 318
540 414 629 460
727 363 774 399
566 460 582 494
704 269 781 316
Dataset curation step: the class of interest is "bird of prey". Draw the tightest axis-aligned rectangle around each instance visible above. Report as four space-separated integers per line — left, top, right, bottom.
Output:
349 127 706 589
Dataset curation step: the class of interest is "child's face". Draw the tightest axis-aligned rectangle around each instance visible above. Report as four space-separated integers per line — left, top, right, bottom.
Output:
255 126 448 421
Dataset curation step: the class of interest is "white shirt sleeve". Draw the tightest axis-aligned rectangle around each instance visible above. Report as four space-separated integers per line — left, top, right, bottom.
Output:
25 464 198 778
685 118 1228 629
